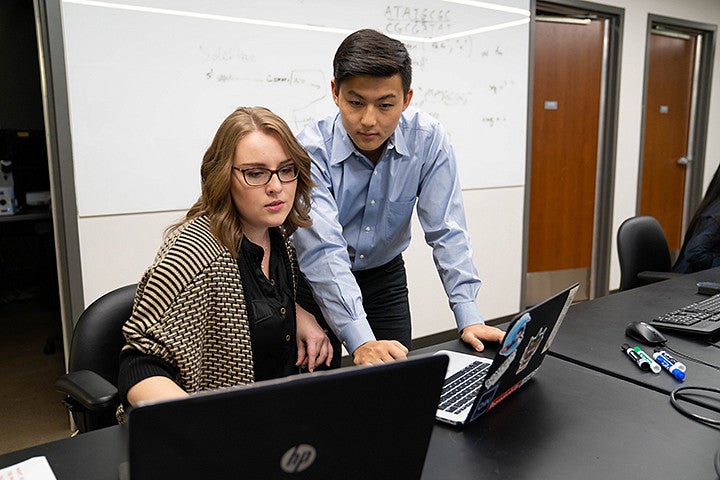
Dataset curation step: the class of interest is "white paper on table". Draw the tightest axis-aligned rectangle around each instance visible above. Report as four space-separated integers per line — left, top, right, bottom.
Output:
0 456 57 480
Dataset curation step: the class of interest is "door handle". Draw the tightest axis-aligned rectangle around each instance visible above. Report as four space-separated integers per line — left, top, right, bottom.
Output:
677 156 691 165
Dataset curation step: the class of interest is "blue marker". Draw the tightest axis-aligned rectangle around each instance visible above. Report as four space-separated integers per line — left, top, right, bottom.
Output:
653 348 686 372
653 349 686 381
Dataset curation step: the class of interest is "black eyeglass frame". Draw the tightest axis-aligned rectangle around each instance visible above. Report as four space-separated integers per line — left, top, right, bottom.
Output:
232 165 299 186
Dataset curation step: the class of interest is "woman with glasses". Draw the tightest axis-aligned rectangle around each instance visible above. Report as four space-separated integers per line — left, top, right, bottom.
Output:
117 106 332 415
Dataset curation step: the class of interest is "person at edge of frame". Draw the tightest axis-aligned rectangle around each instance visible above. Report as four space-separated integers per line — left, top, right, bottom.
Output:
674 163 720 274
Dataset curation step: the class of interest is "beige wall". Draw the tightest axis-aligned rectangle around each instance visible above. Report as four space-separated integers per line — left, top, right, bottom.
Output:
75 0 720 340
78 187 525 339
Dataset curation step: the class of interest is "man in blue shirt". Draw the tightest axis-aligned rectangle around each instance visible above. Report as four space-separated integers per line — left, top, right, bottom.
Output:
293 29 504 366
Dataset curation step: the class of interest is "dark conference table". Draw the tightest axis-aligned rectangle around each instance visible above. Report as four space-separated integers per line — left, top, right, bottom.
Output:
2 274 720 479
549 269 720 404
420 348 720 480
0 353 717 480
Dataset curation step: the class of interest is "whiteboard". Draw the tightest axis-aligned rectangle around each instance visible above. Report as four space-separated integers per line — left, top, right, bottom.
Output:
61 0 530 216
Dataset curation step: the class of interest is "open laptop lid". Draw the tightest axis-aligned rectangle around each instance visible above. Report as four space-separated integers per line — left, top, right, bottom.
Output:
465 283 579 424
127 354 448 480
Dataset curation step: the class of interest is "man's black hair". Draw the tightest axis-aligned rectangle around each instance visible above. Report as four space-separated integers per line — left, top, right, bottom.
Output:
333 29 412 96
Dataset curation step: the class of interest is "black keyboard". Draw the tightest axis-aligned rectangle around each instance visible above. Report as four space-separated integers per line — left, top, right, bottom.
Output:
438 361 490 414
650 293 720 335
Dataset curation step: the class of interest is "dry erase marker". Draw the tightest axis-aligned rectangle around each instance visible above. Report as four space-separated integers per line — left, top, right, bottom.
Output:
631 346 661 373
653 348 687 372
621 343 652 371
652 350 686 381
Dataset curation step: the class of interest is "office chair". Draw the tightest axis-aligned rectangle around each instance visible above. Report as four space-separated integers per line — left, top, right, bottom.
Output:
617 216 683 291
55 284 136 433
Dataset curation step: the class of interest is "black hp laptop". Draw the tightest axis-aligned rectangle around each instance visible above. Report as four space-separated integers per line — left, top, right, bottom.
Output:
124 355 447 480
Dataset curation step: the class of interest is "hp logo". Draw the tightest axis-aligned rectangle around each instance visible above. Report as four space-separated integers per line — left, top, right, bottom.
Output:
280 444 317 473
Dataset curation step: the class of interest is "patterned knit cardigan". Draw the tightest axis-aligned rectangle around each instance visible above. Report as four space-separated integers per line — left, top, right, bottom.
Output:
121 214 298 392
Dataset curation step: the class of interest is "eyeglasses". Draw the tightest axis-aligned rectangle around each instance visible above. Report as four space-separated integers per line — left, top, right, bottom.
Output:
232 165 299 186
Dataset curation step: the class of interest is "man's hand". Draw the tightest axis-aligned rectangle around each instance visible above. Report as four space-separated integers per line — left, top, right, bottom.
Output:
352 340 408 365
460 324 505 352
295 304 333 371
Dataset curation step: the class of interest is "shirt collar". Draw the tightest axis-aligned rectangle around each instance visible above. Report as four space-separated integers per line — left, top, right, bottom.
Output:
329 113 409 166
391 118 409 157
241 227 283 261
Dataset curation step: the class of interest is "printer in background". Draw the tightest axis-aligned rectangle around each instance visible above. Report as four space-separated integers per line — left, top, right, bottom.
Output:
0 159 17 216
0 129 51 215
26 190 51 207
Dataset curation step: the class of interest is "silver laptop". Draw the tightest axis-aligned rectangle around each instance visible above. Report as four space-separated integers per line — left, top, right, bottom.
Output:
125 354 448 480
434 284 579 426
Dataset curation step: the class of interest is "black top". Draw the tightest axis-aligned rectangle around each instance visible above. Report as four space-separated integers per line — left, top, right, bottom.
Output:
674 199 720 273
118 227 297 402
236 228 297 381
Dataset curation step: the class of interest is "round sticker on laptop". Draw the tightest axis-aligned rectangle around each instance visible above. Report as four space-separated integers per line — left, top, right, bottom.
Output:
499 313 531 356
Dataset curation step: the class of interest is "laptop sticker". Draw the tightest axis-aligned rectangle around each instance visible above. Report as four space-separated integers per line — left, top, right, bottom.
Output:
499 313 531 356
484 349 516 389
470 384 499 422
485 313 530 389
488 379 524 411
542 284 579 353
518 327 546 373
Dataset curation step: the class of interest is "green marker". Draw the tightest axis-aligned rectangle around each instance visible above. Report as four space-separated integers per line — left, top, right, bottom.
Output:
631 346 661 374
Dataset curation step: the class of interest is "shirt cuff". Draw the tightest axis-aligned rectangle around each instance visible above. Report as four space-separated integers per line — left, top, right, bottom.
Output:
453 302 485 333
339 320 377 354
118 347 177 405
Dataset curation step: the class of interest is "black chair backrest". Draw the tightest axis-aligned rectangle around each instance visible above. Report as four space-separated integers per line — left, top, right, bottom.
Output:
67 284 136 385
617 216 672 291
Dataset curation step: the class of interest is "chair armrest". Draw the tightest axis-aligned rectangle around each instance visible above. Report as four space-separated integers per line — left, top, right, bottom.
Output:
637 271 685 284
55 370 119 411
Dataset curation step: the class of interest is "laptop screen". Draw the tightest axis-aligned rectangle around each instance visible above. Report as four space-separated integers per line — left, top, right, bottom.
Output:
127 355 447 480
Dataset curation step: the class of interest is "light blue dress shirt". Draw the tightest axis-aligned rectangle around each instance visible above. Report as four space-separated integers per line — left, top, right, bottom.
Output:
292 107 484 353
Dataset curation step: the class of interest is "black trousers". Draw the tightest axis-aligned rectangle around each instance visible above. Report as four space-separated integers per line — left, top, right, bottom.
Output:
296 254 411 368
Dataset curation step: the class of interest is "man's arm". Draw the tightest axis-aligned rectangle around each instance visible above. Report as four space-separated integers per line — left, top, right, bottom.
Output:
415 124 502 349
293 181 408 363
292 165 375 353
293 127 405 362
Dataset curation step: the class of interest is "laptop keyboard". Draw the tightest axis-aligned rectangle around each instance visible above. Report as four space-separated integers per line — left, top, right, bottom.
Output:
653 293 720 326
438 361 491 414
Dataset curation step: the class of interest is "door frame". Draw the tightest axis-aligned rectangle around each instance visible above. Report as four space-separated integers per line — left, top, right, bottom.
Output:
637 16 716 242
34 0 85 362
524 0 624 304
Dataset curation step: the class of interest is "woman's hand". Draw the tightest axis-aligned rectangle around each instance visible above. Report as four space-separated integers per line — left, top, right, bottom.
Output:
295 304 333 371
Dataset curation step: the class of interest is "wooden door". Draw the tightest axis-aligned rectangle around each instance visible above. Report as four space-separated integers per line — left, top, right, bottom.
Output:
527 19 605 304
640 32 696 253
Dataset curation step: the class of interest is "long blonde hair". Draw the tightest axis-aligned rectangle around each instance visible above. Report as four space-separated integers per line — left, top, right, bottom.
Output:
171 106 313 256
